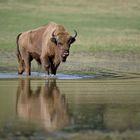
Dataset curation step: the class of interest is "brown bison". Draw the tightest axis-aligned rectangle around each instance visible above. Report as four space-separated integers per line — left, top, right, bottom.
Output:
16 22 77 75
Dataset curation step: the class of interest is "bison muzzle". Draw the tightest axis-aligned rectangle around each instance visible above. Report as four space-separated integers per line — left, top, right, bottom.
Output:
16 22 77 75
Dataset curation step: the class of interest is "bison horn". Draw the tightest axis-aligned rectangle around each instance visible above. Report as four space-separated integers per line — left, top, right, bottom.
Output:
73 30 77 38
52 30 59 41
52 30 56 37
68 30 77 44
51 30 58 45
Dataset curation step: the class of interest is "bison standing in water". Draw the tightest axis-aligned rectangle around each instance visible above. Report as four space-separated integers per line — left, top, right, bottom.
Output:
16 22 77 75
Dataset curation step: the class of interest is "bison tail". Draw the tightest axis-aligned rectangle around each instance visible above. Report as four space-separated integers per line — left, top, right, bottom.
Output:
16 33 22 62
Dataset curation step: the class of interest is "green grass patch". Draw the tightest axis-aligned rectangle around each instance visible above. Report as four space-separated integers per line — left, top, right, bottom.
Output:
0 0 140 53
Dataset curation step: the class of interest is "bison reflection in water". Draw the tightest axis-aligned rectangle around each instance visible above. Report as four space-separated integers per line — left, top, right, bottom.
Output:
16 79 70 131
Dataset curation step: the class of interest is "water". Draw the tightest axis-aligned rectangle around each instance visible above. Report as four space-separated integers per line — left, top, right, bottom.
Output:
0 72 96 79
0 73 140 139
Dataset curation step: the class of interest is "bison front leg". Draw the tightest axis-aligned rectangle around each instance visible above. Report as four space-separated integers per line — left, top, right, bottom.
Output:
50 63 60 75
40 55 50 75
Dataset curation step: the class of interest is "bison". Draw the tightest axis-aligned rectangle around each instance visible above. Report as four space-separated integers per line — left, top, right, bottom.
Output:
16 22 77 75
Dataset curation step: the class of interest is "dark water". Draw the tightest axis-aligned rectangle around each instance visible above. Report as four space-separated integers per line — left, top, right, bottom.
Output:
0 73 140 139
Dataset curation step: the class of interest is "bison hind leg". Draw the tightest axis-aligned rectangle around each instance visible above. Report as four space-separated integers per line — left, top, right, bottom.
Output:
18 59 25 75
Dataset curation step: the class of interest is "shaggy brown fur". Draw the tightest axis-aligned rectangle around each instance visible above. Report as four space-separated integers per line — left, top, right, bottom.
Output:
16 22 77 75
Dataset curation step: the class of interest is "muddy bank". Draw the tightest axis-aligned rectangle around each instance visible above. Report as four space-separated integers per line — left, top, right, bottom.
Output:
1 50 140 74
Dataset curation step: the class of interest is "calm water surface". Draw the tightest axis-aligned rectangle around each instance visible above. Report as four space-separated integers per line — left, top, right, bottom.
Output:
0 74 140 139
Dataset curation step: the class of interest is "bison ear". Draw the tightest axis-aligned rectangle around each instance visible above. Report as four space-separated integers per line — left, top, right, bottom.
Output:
51 37 57 45
68 37 76 44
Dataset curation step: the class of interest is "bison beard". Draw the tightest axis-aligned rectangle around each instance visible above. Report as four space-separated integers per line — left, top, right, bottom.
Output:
16 22 77 76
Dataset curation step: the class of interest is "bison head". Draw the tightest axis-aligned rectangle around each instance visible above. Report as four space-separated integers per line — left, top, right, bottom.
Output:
51 30 77 62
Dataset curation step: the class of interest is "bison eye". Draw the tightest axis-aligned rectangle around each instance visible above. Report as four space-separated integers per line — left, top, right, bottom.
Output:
58 42 63 46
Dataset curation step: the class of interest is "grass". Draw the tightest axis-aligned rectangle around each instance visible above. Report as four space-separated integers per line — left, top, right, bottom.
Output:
0 0 140 73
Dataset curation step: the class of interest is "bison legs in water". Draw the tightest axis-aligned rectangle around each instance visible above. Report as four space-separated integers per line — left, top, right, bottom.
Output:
16 33 32 76
17 58 24 75
50 64 57 75
17 50 57 76
17 50 33 75
50 61 60 75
